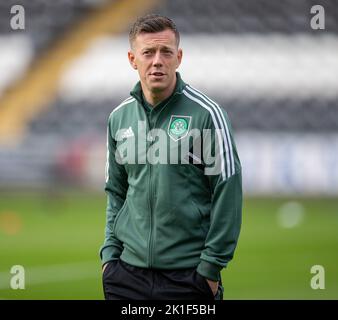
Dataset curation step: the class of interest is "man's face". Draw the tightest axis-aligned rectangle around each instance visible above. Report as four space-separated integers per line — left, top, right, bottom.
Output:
128 29 182 96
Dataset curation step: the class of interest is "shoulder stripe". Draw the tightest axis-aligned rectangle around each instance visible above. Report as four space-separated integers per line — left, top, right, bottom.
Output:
106 97 134 182
186 85 235 177
183 89 226 180
112 97 135 114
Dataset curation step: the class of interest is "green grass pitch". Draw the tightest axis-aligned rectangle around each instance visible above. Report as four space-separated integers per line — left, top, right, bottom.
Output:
0 191 337 299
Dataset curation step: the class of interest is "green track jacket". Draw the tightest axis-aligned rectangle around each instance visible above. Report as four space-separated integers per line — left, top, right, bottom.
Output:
99 73 242 281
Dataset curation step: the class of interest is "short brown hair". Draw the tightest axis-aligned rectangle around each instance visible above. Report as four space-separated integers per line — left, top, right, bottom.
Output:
129 14 180 48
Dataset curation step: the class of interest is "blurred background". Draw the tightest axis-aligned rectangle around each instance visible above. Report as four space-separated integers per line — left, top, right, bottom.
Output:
0 0 338 299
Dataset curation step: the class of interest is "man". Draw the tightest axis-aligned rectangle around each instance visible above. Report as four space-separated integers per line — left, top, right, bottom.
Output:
100 14 242 300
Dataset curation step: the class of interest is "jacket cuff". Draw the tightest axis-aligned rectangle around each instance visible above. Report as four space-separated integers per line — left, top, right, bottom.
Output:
197 260 222 282
99 245 122 266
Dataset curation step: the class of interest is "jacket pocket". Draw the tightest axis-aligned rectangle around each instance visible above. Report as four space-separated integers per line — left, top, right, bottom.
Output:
190 198 209 235
195 270 215 298
190 199 203 222
112 200 128 235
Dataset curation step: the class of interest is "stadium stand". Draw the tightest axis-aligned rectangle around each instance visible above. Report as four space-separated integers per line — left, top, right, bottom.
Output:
0 0 104 50
158 0 338 34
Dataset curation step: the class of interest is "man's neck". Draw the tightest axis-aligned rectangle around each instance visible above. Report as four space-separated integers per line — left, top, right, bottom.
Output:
142 78 176 107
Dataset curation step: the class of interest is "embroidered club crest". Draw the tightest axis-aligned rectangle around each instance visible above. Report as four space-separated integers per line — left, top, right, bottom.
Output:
168 115 191 141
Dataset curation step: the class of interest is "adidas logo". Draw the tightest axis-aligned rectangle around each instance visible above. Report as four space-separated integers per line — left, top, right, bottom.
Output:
121 126 134 139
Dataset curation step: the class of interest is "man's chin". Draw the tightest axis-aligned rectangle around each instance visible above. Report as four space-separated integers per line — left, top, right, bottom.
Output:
149 83 167 93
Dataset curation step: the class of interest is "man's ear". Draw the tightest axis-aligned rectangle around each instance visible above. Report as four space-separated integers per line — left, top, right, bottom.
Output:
128 51 137 70
176 48 183 68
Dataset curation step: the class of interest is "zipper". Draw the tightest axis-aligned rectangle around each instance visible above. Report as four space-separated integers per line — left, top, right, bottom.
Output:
147 93 179 268
131 95 154 268
148 150 153 267
147 108 160 268
135 93 180 268
147 107 153 267
142 112 153 268
139 104 154 268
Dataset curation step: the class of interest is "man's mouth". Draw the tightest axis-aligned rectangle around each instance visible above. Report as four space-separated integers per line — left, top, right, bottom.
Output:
150 72 165 76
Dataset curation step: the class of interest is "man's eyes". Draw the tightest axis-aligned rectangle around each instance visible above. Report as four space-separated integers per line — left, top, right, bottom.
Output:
162 50 173 55
142 50 173 55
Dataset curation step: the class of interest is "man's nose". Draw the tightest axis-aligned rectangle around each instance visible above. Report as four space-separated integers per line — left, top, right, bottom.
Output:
152 51 163 67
